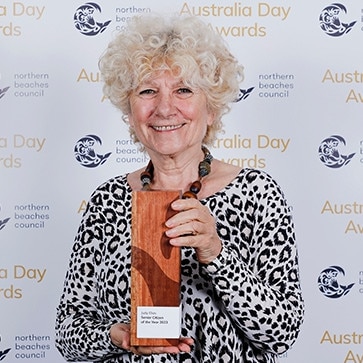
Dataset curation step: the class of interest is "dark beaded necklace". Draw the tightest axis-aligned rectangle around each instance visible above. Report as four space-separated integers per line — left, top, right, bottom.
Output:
140 146 213 199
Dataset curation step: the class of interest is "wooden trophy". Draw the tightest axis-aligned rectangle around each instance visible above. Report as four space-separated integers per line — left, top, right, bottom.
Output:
130 190 181 346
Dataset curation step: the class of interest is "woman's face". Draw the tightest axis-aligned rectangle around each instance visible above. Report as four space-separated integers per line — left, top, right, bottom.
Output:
128 71 214 156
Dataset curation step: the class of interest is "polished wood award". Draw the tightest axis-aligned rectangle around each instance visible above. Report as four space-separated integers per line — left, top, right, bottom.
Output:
130 190 181 346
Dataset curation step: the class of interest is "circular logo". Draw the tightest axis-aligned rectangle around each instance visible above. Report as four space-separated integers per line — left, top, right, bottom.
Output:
318 135 355 168
74 2 111 36
317 265 354 298
74 134 111 168
319 3 356 37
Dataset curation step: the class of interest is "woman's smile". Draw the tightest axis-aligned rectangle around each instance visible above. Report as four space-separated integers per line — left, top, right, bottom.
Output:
150 123 185 132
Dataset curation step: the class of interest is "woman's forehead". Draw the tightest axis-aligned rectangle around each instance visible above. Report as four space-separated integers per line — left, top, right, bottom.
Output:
139 71 185 86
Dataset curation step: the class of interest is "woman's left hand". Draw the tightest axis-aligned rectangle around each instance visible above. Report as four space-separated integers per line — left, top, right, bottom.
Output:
165 198 222 264
130 337 194 355
110 323 194 355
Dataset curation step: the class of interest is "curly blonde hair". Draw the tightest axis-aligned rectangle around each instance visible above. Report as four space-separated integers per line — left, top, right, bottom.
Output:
99 14 244 145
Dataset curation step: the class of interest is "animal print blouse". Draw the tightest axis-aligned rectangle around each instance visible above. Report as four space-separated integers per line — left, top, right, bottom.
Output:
55 168 304 363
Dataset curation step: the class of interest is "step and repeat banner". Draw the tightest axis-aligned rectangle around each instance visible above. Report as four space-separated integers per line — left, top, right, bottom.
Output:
1 0 362 362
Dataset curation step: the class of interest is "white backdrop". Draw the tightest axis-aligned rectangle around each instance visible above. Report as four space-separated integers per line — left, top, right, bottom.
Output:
1 1 363 362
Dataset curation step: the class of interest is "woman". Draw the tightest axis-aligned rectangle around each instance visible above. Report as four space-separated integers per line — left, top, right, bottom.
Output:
55 14 304 363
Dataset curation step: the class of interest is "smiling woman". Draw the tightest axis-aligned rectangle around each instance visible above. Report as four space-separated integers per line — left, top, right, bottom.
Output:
126 71 214 156
55 13 304 363
99 14 243 146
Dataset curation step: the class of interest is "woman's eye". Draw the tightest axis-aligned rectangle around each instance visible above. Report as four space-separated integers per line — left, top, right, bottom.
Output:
178 88 192 94
176 88 193 98
139 89 155 96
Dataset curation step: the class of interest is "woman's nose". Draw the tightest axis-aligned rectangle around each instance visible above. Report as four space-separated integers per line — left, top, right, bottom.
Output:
155 92 176 118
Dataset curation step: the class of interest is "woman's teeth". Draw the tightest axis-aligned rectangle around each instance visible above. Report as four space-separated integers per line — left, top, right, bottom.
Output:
152 124 183 131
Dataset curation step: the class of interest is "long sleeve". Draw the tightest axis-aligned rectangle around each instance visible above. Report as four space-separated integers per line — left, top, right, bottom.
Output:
203 169 304 355
55 179 132 362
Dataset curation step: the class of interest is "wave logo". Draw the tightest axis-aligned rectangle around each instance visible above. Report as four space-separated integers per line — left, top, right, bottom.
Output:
318 265 355 298
235 87 255 102
74 134 111 168
0 86 10 100
0 205 11 232
0 343 11 361
319 3 356 37
74 2 111 36
0 217 10 231
318 135 355 168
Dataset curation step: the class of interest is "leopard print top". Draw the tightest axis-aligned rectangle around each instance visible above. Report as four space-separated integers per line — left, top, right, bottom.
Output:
55 168 304 363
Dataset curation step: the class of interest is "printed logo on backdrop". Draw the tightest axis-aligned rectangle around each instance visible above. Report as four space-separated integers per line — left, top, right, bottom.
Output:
257 72 295 100
319 3 356 37
318 265 355 298
0 135 46 168
320 199 363 235
74 2 111 36
0 72 50 99
236 87 255 101
13 72 49 98
318 135 355 168
180 3 291 37
0 202 51 230
233 73 296 101
0 205 10 231
0 334 51 361
213 134 290 169
0 347 11 361
0 3 45 37
321 69 363 104
0 86 10 100
74 135 111 168
115 136 149 166
74 133 149 168
0 217 11 231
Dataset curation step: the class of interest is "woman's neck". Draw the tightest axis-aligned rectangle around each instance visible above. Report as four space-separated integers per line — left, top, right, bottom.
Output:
150 160 201 191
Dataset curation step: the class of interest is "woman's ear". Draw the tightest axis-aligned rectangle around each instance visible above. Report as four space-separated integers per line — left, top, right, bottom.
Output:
127 114 134 127
206 111 215 126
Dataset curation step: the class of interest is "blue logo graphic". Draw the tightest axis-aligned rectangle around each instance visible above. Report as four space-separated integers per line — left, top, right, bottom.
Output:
318 265 354 298
0 86 10 100
235 87 254 102
0 205 10 231
318 135 355 168
319 3 356 37
74 134 111 168
0 347 11 361
74 2 111 36
0 217 10 231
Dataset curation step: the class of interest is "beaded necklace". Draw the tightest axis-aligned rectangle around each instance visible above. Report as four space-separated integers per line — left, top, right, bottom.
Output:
140 146 213 199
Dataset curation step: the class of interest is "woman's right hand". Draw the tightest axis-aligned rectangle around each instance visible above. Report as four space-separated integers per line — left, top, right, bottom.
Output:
110 323 194 355
110 323 132 350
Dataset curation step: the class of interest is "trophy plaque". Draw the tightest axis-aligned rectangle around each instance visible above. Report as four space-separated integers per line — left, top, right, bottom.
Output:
130 190 181 346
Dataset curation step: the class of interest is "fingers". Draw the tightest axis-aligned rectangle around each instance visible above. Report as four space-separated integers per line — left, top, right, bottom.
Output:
130 337 194 355
110 323 131 350
111 323 194 356
178 337 195 352
130 345 180 355
165 198 210 235
165 198 222 264
165 201 215 242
